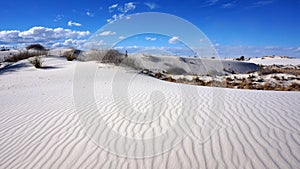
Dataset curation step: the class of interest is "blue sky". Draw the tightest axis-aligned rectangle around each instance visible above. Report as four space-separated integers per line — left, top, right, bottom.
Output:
1 0 300 57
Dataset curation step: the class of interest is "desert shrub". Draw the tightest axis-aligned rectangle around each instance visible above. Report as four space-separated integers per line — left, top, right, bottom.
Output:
258 66 300 76
256 78 264 82
272 75 282 81
64 51 75 61
29 56 43 68
26 44 46 51
101 49 123 65
226 77 233 81
82 49 123 64
1 46 9 51
258 67 280 75
4 50 46 62
62 49 82 61
161 76 176 82
236 56 245 61
286 83 300 91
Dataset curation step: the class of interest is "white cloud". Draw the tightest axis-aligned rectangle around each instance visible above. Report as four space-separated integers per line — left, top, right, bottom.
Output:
84 40 106 49
99 31 116 36
145 37 157 41
63 39 85 46
106 19 113 23
52 39 86 48
145 2 157 9
202 0 219 7
121 2 136 13
254 1 272 6
119 36 126 40
249 1 273 8
86 11 94 17
295 47 300 52
106 2 136 23
109 4 118 12
68 21 82 27
54 14 64 22
168 36 180 44
222 3 235 8
107 13 125 23
0 26 90 48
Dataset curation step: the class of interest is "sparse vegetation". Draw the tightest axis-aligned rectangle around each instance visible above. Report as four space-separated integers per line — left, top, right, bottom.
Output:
140 67 300 91
63 50 77 61
235 56 245 61
4 50 46 62
1 46 10 51
29 56 43 68
26 44 46 51
101 49 123 65
259 65 300 76
81 49 124 64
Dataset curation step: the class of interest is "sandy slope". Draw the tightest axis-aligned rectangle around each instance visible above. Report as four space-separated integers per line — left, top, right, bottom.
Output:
122 54 260 75
247 57 300 66
0 56 300 169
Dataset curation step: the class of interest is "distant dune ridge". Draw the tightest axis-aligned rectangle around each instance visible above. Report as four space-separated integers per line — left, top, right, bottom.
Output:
122 54 260 75
0 49 300 168
78 50 260 75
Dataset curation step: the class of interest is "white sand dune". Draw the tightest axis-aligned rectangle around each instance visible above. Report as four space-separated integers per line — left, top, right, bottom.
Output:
0 56 300 169
247 57 300 66
120 54 260 75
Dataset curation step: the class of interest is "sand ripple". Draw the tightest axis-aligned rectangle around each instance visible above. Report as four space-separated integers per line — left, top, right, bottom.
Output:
0 61 299 169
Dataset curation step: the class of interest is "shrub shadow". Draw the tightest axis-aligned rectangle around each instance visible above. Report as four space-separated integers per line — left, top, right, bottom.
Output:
0 63 61 75
0 62 30 75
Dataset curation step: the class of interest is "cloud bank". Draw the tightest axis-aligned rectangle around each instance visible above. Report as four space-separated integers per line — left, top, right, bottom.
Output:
0 26 90 49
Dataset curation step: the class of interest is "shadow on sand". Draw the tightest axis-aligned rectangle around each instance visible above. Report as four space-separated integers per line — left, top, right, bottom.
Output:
0 62 60 75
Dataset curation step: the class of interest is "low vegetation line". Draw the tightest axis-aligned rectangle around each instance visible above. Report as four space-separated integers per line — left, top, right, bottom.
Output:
141 65 300 91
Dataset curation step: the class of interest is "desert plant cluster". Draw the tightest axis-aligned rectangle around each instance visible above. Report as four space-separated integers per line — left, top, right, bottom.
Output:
4 50 46 63
26 44 46 51
81 49 132 66
63 49 81 61
141 65 300 91
29 56 43 68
